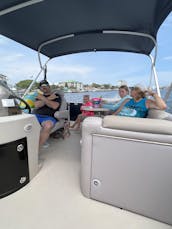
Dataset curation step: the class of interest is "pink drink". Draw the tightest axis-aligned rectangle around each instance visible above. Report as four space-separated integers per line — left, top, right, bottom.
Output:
92 98 102 108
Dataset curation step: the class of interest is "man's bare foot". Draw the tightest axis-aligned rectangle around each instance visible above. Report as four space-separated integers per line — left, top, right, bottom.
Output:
70 125 75 129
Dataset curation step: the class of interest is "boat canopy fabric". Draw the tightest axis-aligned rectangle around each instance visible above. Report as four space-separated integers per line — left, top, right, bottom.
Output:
0 0 172 58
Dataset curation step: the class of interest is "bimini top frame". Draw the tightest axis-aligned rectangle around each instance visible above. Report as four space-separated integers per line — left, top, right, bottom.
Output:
38 30 157 68
37 30 160 95
37 30 161 96
0 0 44 16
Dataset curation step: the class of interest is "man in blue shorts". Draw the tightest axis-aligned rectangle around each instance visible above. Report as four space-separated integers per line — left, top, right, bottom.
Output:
33 80 61 147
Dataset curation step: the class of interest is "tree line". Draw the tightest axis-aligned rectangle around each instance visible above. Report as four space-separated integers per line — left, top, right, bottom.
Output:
15 80 118 90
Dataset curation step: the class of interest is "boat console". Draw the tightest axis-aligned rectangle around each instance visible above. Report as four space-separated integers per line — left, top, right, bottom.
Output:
0 82 40 198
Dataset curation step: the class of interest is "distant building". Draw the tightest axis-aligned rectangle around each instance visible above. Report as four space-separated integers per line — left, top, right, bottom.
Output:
59 80 83 91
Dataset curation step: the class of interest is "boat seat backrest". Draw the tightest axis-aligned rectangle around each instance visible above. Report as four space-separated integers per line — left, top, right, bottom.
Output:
81 115 172 225
103 115 172 135
52 89 67 111
50 90 69 135
147 108 172 121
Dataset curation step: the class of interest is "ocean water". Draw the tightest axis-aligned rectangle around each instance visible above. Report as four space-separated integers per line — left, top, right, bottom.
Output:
64 89 172 114
64 90 119 103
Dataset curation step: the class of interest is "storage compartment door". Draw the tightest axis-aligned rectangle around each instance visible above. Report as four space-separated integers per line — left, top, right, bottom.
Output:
91 135 172 225
0 138 29 198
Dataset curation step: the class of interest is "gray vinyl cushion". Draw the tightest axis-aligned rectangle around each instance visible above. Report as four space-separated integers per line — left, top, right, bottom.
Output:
147 109 169 119
54 110 69 119
147 109 172 121
103 115 172 135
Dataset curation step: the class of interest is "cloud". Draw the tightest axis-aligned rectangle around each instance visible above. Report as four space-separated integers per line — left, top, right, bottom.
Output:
1 57 95 85
48 63 94 75
0 53 25 62
0 61 40 85
163 13 172 27
155 71 172 86
163 56 172 61
0 35 8 45
158 71 172 77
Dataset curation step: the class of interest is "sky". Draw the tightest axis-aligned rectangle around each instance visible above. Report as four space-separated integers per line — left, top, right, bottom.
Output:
0 12 172 88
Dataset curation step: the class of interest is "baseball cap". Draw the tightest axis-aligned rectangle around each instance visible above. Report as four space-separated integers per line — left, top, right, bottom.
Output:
39 80 49 87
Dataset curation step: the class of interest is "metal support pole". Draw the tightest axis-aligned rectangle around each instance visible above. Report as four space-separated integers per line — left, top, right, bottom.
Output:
22 59 50 97
38 30 157 70
149 55 161 97
148 55 154 89
148 68 153 90
152 65 161 97
38 34 74 69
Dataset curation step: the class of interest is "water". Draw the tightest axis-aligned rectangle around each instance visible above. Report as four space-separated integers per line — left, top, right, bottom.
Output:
64 89 172 114
64 90 119 103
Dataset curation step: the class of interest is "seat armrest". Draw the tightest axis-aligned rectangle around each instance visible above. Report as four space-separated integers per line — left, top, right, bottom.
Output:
54 110 69 119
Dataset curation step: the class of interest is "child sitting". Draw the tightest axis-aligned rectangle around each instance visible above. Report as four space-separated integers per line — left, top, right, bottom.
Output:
70 95 94 130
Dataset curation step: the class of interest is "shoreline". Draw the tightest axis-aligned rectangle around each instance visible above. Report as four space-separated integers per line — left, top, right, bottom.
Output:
64 89 119 93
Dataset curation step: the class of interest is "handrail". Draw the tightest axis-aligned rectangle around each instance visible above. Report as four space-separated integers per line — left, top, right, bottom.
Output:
0 0 44 16
149 55 161 97
38 34 74 69
22 58 50 97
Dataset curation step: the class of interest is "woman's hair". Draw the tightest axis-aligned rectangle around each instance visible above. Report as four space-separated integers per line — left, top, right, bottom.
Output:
131 86 146 99
119 85 129 93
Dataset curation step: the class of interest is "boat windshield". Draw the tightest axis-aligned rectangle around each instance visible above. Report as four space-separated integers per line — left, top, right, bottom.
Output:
0 81 22 116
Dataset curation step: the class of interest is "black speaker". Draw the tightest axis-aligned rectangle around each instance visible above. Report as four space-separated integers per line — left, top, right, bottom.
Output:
69 103 82 121
0 137 29 198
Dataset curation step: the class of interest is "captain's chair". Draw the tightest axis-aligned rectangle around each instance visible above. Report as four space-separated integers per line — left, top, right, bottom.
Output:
50 90 70 136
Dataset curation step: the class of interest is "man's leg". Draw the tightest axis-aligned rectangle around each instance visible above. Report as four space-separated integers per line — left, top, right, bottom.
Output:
34 115 57 147
40 120 54 146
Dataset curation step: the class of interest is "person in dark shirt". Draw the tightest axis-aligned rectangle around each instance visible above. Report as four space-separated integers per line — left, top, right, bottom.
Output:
33 80 61 147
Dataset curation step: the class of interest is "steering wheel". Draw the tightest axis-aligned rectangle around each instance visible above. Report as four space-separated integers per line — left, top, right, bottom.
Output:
12 95 32 114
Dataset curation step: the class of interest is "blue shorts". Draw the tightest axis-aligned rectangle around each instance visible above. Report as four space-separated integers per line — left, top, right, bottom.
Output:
35 114 57 125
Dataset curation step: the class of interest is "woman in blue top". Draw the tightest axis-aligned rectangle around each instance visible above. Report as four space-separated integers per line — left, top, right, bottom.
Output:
113 86 167 118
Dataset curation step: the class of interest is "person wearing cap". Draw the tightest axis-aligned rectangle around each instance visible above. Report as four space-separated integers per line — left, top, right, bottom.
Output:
33 80 61 147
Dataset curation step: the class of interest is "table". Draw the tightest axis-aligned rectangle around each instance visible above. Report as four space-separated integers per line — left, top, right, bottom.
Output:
81 106 109 116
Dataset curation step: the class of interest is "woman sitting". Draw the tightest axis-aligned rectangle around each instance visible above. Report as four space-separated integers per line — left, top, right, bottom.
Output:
113 86 167 118
102 85 131 112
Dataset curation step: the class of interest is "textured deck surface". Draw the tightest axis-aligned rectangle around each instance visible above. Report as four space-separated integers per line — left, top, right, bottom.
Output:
0 131 171 229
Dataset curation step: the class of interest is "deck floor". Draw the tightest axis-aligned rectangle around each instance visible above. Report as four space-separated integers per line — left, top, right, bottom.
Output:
0 131 172 229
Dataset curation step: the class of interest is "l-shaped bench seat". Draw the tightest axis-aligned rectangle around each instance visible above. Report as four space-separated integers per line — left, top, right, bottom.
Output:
81 109 172 225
